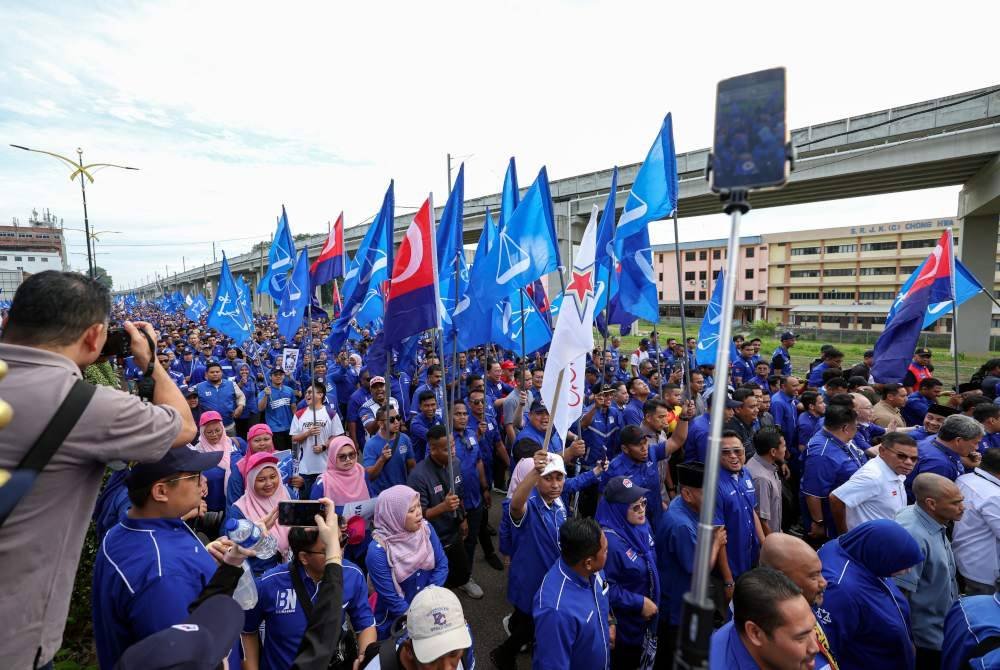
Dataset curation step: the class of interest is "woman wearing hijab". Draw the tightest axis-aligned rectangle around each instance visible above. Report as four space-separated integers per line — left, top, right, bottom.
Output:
227 451 290 576
227 423 276 506
367 484 449 640
818 518 925 670
194 411 245 512
310 436 373 568
598 476 660 670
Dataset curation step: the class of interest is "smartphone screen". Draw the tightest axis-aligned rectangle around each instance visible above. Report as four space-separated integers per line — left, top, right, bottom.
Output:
278 501 326 527
710 67 789 193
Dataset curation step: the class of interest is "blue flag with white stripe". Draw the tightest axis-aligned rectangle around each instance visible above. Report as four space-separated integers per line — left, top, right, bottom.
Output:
257 206 296 301
887 256 985 329
276 250 310 340
207 254 253 344
454 208 498 351
695 270 725 366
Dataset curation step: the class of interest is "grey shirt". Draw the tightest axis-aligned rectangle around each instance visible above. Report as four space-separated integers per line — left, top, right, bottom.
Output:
894 504 959 650
745 454 783 532
407 457 464 547
501 388 525 432
0 344 182 668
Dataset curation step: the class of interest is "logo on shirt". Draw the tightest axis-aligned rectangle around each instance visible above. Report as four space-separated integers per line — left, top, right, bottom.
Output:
276 588 298 614
172 624 199 632
433 484 443 494
625 548 637 562
814 607 831 625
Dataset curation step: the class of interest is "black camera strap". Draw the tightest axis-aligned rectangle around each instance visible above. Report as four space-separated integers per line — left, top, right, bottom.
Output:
0 379 95 527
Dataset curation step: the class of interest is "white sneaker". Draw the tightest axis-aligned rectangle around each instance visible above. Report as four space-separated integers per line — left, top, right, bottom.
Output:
459 577 484 599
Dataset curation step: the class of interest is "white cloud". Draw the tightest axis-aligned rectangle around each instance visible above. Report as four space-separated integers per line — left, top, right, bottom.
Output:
0 0 996 286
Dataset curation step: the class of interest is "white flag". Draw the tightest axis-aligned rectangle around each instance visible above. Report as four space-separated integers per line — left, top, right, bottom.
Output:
541 205 599 444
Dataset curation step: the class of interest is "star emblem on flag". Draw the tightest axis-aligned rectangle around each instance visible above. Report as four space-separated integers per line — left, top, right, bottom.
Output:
564 263 595 319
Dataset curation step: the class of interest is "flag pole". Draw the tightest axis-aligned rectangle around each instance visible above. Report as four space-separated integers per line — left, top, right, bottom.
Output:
518 290 528 383
307 299 319 460
427 193 456 491
540 368 565 454
948 225 961 390
673 211 693 395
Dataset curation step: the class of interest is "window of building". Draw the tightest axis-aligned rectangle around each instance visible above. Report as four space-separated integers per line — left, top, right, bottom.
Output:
860 241 897 252
658 291 663 300
658 254 664 263
684 291 695 300
713 270 721 280
14 256 22 261
699 250 707 261
789 291 819 300
0 256 6 261
822 315 845 324
41 257 48 262
791 246 820 256
744 290 753 301
745 269 754 279
658 272 664 281
684 271 695 281
858 291 895 301
823 268 854 277
699 291 707 301
745 247 755 258
900 238 937 250
685 251 695 261
27 256 35 262
790 269 820 278
993 318 1000 329
822 290 855 300
824 244 856 254
699 270 707 280
899 265 918 274
859 266 895 276
713 249 721 260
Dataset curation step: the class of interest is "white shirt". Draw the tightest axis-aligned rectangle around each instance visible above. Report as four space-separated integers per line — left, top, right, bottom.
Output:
953 468 1000 585
830 455 906 530
290 406 345 475
629 349 649 372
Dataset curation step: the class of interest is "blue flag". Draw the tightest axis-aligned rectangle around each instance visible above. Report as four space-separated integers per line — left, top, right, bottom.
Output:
339 181 394 325
207 254 253 344
469 167 560 309
615 114 679 240
257 206 297 301
454 209 498 351
594 166 619 308
185 293 209 321
276 249 311 340
613 226 660 322
500 157 519 230
438 164 468 339
491 288 552 356
887 256 985 329
695 270 726 367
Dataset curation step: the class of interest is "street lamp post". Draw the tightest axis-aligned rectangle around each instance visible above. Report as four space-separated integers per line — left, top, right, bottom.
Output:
9 144 138 279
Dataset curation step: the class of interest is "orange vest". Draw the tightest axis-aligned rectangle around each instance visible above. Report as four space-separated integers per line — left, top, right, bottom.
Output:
907 362 932 386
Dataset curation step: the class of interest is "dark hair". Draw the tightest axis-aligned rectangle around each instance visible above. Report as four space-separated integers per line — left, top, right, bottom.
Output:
559 516 603 566
826 393 854 408
880 383 904 398
427 364 443 376
2 271 111 346
823 348 844 360
467 374 483 387
289 527 320 560
824 403 858 431
205 362 223 372
732 388 755 403
627 377 646 394
846 376 868 390
752 428 783 456
620 424 645 447
427 424 448 442
309 380 326 396
720 429 742 444
643 398 667 417
733 568 803 637
965 396 995 413
981 447 1000 475
418 390 437 405
822 369 846 386
662 382 680 393
919 377 943 391
973 402 1000 423
513 438 541 462
881 432 917 450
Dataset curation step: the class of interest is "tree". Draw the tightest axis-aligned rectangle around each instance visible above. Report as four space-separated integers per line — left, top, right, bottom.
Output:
93 266 113 290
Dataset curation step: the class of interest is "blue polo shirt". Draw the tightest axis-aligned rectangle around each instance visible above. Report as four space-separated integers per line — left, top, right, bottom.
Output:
330 364 359 406
262 384 296 432
716 467 761 577
770 391 799 452
730 356 755 387
771 346 792 376
485 379 513 409
656 497 724 626
243 560 373 670
709 621 761 669
807 362 830 388
454 427 483 510
941 593 1000 670
623 397 644 426
362 432 414 496
905 437 966 503
515 422 564 455
93 517 240 670
408 412 442 462
797 412 823 448
682 413 711 463
581 404 622 464
604 443 669 529
470 411 503 484
410 382 445 418
507 490 567 614
367 526 449 639
801 430 867 537
902 392 932 427
532 560 611 670
196 379 240 425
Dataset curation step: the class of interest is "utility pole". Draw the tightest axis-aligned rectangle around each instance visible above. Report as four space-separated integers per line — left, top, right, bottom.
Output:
212 241 217 263
182 255 186 272
447 153 452 195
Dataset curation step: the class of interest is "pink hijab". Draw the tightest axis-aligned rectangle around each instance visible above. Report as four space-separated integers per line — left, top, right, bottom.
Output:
508 457 536 499
195 413 234 490
233 452 290 553
372 485 435 595
321 436 369 504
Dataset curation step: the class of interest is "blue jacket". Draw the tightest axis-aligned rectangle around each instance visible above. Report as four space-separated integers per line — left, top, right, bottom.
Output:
532 559 611 670
367 525 448 639
902 392 931 427
683 413 711 463
604 443 669 529
196 378 240 425
244 559 373 670
408 412 442 462
771 345 792 376
941 594 1000 670
709 621 762 669
817 520 923 670
507 490 568 614
581 404 622 464
602 526 658 646
770 391 799 453
92 517 240 669
801 430 867 538
905 436 966 503
716 468 761 577
807 361 831 388
330 363 359 407
657 497 724 627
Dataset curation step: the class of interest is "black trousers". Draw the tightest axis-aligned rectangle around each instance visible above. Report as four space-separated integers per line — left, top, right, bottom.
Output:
654 623 679 670
493 607 534 660
915 647 942 670
611 643 643 670
464 505 484 567
443 535 471 588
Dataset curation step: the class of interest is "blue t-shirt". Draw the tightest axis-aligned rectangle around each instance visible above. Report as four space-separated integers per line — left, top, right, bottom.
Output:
262 384 296 432
362 433 414 496
455 427 483 509
716 468 761 577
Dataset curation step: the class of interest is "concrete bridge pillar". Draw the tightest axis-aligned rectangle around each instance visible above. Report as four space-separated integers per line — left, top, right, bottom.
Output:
956 154 1000 354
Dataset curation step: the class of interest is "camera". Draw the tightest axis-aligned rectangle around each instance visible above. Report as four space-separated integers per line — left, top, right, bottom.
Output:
102 327 132 358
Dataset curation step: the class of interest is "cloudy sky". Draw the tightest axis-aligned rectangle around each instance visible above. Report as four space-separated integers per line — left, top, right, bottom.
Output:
0 1 996 287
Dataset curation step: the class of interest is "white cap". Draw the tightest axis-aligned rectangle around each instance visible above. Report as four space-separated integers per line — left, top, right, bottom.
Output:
540 452 567 477
407 586 472 663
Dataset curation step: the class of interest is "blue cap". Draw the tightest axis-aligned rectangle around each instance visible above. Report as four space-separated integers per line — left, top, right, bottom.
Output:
603 476 649 505
529 399 548 414
126 446 222 491
114 595 243 669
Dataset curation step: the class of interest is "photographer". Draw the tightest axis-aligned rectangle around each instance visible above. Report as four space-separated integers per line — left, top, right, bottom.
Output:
0 271 197 670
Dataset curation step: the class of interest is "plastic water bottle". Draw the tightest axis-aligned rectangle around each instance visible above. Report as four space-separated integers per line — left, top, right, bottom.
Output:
232 561 258 610
225 518 278 559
